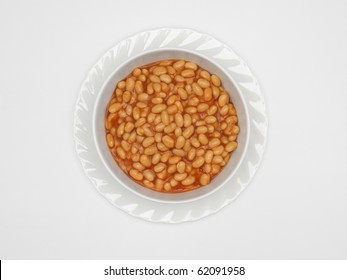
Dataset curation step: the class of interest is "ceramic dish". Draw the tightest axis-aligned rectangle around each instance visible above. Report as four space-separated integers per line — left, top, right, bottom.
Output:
74 28 267 223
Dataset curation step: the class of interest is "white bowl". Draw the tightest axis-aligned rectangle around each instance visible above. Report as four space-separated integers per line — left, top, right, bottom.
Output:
74 28 267 222
93 49 250 203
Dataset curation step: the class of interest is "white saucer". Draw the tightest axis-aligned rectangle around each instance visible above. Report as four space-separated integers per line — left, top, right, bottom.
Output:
73 28 268 223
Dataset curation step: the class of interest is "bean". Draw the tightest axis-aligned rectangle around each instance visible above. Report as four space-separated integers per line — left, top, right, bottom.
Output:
181 69 195 78
109 103 122 113
123 91 131 103
166 96 176 106
211 164 221 174
196 148 205 156
157 142 168 152
182 125 194 139
117 80 126 89
182 176 195 186
198 134 209 145
138 154 151 167
204 88 212 101
205 116 217 124
212 155 223 164
168 164 177 174
154 123 165 132
164 182 171 191
231 125 240 135
200 70 211 80
121 140 130 151
192 83 203 96
212 86 220 99
188 97 199 106
159 60 172 66
136 102 147 108
185 62 198 70
175 113 184 127
129 169 143 181
116 147 126 159
164 123 176 133
143 169 155 181
192 157 205 168
161 151 171 162
152 154 161 165
137 93 148 102
152 104 167 113
142 137 155 147
144 145 157 155
197 103 209 112
167 66 176 75
157 170 167 180
175 136 185 149
209 138 221 148
174 127 182 137
178 88 188 100
177 161 186 173
187 148 196 161
153 66 167 76
211 75 221 86
173 60 185 70
138 74 146 82
213 145 224 155
133 162 145 171
160 74 172 84
128 131 136 142
170 179 178 187
197 78 210 88
106 134 114 147
132 68 141 76
175 75 185 82
149 75 161 83
134 118 146 128
191 137 200 148
205 150 214 163
183 114 192 127
186 107 197 114
125 122 135 133
172 149 185 157
218 94 229 107
200 174 211 186
169 156 181 164
125 105 133 116
196 126 208 134
220 105 229 116
153 83 161 93
167 105 178 114
154 163 166 173
135 81 144 94
143 127 154 137
125 78 135 91
155 179 164 191
132 107 140 120
174 173 187 181
162 135 175 148
225 141 238 152
203 163 211 173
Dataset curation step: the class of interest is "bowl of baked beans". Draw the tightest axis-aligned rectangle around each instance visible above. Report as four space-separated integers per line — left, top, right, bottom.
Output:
94 50 249 203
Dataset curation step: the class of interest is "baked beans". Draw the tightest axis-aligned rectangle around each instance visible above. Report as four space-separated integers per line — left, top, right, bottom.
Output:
105 60 239 193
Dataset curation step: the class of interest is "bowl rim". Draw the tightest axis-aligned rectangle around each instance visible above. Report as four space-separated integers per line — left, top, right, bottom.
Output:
92 48 251 204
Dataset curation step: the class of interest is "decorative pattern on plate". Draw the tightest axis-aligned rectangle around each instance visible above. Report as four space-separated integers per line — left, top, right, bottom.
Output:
73 28 267 223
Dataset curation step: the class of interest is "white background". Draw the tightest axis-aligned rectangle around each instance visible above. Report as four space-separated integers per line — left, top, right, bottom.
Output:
0 0 346 259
